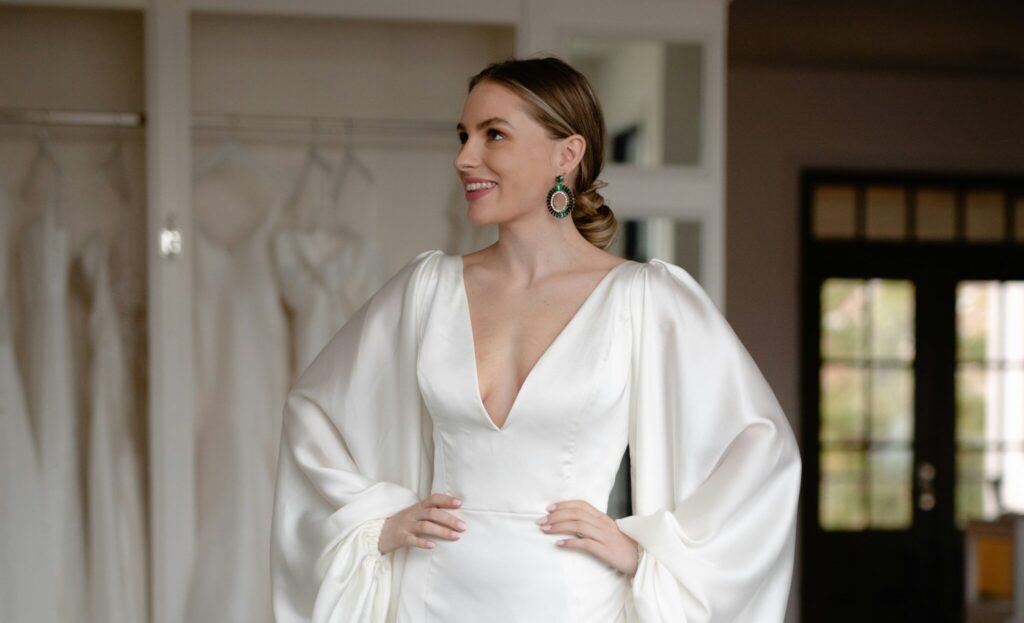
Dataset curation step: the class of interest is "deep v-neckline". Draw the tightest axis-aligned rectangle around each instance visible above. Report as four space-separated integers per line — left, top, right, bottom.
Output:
458 255 631 432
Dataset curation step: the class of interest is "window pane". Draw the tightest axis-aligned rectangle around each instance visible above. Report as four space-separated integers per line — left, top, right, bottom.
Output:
869 447 912 529
870 366 914 442
865 186 906 240
957 281 995 362
820 363 865 441
965 189 1005 242
820 449 867 530
813 185 857 239
956 365 989 445
1015 197 1024 243
822 278 865 359
870 280 915 361
915 188 956 241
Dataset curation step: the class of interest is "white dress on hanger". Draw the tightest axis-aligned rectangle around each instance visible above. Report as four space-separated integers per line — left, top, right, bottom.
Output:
80 235 148 623
20 207 87 623
272 228 385 378
187 199 289 623
0 188 54 623
270 249 802 623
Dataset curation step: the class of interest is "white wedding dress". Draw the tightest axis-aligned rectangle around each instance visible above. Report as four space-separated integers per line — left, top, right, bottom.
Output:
0 188 54 623
81 235 148 623
20 207 87 623
271 249 802 623
272 228 385 379
187 200 289 623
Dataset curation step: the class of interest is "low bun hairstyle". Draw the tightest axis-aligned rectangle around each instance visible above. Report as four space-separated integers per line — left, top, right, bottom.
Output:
467 56 618 251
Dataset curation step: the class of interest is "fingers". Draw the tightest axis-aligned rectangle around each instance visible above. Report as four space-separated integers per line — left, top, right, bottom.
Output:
423 493 463 509
405 494 466 550
538 508 610 545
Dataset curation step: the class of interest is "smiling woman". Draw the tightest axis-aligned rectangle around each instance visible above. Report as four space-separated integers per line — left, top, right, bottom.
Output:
270 56 801 623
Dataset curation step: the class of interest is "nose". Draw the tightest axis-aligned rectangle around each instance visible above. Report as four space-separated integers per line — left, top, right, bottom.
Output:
454 139 479 173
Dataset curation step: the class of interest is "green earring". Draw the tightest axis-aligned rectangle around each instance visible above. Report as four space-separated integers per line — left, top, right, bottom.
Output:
546 174 576 219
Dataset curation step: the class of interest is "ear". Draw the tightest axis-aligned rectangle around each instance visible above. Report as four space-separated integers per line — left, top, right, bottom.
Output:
552 134 587 187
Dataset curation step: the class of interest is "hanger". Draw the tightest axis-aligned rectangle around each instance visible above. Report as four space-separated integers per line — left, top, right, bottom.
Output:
100 125 132 205
194 115 251 182
328 118 376 231
284 117 336 230
19 128 64 226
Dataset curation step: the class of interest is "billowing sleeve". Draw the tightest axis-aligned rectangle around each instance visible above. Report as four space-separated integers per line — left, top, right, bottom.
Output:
614 259 802 623
270 249 441 623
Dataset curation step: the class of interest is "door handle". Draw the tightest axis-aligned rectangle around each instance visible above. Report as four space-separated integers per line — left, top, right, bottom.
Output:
917 462 936 511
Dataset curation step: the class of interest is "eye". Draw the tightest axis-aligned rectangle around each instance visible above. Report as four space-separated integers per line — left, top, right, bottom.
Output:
457 128 506 145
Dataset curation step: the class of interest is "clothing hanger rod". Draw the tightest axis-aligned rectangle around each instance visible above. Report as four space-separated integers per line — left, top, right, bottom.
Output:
192 112 453 136
0 108 145 128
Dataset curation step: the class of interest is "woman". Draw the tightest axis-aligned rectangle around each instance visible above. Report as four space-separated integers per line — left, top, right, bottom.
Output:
270 56 801 623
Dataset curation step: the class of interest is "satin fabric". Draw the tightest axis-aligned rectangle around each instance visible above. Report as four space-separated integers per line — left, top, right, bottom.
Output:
271 249 801 622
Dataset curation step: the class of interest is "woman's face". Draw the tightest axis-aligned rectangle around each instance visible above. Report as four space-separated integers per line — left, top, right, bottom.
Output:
455 81 582 223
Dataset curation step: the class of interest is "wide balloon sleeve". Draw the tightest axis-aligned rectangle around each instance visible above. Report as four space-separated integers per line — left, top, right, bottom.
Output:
614 259 802 623
270 249 441 623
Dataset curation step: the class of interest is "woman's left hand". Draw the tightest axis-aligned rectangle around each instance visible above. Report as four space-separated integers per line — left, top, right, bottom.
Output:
537 500 639 577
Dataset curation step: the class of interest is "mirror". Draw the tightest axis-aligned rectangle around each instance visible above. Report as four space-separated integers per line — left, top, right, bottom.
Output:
570 38 704 167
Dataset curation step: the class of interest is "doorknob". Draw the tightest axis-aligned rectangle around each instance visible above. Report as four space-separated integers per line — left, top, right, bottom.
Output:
917 462 936 511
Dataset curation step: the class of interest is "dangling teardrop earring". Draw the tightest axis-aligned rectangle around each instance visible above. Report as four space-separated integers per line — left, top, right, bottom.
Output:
546 174 575 219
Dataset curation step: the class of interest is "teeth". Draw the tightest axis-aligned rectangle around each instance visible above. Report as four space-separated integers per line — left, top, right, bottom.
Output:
466 182 497 191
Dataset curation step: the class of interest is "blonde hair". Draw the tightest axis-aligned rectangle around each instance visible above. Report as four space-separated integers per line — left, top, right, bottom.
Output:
468 56 618 250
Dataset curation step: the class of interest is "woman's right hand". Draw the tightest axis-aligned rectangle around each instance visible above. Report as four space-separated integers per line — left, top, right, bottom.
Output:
378 494 467 555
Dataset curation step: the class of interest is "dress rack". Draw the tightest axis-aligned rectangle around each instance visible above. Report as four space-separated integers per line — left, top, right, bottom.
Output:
0 108 456 140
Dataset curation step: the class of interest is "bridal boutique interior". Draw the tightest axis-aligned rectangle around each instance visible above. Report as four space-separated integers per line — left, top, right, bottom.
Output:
4 1 1022 622
0 2 724 623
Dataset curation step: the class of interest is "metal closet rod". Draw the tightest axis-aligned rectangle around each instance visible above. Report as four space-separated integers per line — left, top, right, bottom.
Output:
0 108 145 128
192 111 455 135
0 108 456 135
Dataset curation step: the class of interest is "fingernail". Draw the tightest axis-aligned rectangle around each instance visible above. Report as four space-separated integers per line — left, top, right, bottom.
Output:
546 504 556 511
457 520 467 530
535 517 546 525
454 499 463 506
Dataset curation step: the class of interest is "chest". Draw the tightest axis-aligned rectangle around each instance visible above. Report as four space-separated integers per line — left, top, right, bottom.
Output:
415 258 634 434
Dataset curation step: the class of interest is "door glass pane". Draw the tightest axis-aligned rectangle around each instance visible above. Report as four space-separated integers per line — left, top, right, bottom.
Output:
819 278 915 531
821 278 865 359
869 448 913 529
955 280 1024 528
820 449 867 530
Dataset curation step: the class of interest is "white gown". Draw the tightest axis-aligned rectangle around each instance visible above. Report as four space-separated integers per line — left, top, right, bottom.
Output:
0 188 54 623
187 201 289 623
20 208 87 623
270 249 802 623
81 235 148 623
272 228 385 378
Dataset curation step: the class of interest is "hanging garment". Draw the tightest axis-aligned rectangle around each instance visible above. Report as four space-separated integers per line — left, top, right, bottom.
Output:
0 188 54 623
80 235 147 623
270 249 802 623
20 207 87 623
186 200 289 623
272 228 385 378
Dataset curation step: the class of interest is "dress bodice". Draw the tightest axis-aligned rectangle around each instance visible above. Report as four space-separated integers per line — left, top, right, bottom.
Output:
416 251 636 516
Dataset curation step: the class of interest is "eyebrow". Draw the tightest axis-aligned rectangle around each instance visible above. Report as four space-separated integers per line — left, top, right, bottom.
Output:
456 117 514 132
